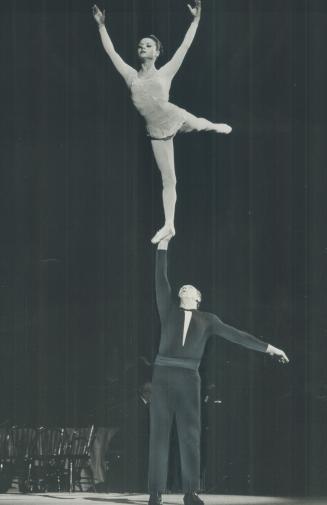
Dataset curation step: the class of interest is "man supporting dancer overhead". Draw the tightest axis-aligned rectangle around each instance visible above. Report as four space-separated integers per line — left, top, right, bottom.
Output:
149 236 289 505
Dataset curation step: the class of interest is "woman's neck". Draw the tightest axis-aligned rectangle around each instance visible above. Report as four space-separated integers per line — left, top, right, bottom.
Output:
139 60 157 75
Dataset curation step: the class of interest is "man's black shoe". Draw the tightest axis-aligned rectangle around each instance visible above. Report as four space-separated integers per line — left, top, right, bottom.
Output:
183 492 204 505
148 493 162 505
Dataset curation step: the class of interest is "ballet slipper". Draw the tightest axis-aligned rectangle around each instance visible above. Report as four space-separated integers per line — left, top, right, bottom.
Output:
151 224 175 244
215 124 232 134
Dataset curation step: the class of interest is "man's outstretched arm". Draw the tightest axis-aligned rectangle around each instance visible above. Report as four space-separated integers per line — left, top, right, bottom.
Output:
155 238 173 320
211 315 289 363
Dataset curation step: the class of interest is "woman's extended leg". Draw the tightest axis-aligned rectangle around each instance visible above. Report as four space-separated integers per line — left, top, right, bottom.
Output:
151 138 176 244
180 114 232 134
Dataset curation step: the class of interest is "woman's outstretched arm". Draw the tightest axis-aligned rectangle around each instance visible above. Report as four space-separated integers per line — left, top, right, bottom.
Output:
160 0 201 80
93 5 136 85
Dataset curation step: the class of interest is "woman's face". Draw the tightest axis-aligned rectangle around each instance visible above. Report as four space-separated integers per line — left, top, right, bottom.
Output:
137 38 159 61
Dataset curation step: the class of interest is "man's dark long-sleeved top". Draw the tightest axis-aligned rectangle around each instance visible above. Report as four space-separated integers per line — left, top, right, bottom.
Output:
155 250 268 367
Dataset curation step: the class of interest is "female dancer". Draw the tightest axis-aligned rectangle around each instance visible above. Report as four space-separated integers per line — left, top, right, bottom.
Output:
92 1 232 243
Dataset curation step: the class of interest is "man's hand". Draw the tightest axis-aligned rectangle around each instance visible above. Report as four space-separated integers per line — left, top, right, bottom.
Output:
157 235 173 251
267 344 289 364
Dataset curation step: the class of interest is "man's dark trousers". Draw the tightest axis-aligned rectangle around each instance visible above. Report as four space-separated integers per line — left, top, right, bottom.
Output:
148 365 201 493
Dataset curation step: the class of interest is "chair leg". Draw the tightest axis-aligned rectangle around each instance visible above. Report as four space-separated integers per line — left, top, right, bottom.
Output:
87 464 96 492
69 459 73 492
27 461 33 492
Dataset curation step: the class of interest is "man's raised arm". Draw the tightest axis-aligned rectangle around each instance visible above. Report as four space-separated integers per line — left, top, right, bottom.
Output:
155 239 173 320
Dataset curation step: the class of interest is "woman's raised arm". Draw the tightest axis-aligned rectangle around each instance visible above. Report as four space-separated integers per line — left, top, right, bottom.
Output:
160 0 201 80
93 5 136 85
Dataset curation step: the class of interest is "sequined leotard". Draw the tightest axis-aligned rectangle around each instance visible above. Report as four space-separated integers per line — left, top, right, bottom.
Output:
98 20 223 140
129 68 217 140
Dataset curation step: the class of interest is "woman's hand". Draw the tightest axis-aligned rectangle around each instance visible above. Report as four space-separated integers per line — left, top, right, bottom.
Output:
92 4 106 26
187 0 201 21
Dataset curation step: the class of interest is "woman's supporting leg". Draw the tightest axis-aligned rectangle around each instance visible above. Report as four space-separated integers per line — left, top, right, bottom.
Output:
151 138 177 244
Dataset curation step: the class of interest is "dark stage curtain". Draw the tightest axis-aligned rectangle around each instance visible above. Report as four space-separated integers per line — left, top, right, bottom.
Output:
0 0 326 496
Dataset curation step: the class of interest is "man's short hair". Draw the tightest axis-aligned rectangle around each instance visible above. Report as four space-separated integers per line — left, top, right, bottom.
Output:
178 285 202 303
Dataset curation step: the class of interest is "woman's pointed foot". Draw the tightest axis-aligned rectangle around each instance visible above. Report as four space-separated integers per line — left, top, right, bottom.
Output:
215 123 232 134
151 224 175 244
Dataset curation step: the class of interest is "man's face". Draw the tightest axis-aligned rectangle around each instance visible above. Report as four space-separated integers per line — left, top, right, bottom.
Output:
178 285 201 306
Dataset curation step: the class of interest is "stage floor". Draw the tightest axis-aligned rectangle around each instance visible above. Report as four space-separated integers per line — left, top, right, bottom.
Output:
0 494 325 505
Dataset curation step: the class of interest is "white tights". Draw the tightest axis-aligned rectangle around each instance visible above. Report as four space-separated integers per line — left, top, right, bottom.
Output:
151 138 176 244
150 117 231 243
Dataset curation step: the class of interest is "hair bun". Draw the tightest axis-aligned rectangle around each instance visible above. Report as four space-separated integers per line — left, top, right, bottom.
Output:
148 34 164 55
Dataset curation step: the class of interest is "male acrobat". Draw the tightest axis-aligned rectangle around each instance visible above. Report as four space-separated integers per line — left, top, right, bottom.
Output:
148 236 289 505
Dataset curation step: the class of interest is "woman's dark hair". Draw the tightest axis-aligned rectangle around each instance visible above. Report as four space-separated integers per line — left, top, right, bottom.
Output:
148 34 164 55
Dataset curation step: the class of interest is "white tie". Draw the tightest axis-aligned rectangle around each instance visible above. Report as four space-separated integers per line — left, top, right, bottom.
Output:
182 310 192 346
